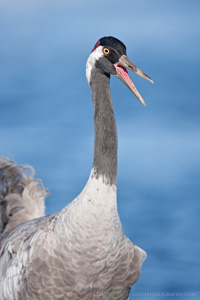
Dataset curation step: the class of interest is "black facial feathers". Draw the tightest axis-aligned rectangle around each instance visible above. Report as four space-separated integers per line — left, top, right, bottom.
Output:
91 36 127 76
99 36 127 56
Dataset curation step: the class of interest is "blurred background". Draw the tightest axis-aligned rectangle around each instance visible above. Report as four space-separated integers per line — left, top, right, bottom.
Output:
0 0 199 298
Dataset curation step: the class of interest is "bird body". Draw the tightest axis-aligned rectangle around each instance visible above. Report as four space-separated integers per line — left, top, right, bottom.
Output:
0 167 144 300
0 37 153 300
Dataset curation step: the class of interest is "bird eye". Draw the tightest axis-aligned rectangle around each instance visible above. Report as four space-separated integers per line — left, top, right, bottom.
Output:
103 48 110 55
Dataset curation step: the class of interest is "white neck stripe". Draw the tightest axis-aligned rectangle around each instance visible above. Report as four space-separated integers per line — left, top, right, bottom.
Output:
86 46 103 83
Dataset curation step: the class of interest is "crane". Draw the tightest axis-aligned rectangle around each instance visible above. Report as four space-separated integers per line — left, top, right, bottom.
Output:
0 36 153 300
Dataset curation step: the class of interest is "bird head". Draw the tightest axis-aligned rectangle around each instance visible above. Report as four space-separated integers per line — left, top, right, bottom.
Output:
86 36 154 106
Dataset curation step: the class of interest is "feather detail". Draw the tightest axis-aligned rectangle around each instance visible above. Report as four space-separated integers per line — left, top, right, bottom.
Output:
0 156 48 235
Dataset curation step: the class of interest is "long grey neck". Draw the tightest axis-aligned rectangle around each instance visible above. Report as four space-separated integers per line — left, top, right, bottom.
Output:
54 69 118 237
90 69 118 185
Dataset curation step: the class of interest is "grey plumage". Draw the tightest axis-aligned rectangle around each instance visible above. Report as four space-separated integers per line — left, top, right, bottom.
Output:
0 163 145 300
0 158 47 235
0 36 153 300
91 69 117 185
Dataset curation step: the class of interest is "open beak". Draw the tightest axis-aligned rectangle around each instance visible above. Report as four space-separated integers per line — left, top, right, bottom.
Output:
114 55 154 106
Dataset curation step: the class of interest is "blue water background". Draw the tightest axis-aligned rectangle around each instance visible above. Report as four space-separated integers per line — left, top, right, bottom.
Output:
0 0 199 299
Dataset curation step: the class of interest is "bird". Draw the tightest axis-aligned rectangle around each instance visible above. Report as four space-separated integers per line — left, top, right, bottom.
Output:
0 36 153 300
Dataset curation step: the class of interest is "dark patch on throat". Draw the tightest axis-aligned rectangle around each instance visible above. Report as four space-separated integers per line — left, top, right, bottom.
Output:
90 69 118 186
